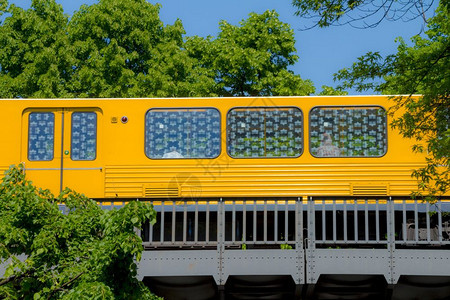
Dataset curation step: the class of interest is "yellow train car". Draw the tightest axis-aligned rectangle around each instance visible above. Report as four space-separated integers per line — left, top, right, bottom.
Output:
0 96 429 199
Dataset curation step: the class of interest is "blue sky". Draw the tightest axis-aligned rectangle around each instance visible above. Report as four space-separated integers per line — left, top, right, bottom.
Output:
8 0 435 94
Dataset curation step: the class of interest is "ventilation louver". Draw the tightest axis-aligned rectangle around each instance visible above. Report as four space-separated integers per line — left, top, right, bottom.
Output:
143 184 179 198
351 184 389 196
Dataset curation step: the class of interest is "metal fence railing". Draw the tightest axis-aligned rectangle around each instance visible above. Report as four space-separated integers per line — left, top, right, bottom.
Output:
139 198 302 249
393 199 450 245
309 199 390 246
83 197 450 249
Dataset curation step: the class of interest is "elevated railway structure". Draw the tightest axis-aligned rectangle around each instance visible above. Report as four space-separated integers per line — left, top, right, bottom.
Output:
108 197 450 299
2 197 449 298
1 96 449 298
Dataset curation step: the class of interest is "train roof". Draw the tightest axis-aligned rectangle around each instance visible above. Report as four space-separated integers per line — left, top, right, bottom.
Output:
0 95 421 101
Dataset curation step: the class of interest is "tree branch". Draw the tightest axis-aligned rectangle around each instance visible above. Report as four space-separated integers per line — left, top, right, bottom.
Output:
0 270 32 287
0 275 17 286
46 271 85 299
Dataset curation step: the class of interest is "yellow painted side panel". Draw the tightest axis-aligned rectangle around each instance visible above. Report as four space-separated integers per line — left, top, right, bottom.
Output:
0 96 439 199
103 163 422 198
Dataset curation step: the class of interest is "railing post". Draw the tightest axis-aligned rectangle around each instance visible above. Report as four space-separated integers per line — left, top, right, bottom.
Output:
438 200 443 244
387 196 395 284
296 197 303 249
172 201 176 244
194 200 198 244
296 197 303 284
217 198 224 285
306 196 316 284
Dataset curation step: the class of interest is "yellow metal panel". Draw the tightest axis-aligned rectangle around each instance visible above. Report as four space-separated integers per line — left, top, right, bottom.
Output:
0 96 442 200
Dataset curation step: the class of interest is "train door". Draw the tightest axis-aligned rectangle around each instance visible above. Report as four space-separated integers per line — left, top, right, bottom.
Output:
61 108 103 197
22 108 103 197
22 109 63 194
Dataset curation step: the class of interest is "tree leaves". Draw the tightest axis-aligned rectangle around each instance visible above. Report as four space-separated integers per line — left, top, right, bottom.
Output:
0 0 215 98
0 2 314 98
0 165 160 299
186 10 314 96
0 0 72 98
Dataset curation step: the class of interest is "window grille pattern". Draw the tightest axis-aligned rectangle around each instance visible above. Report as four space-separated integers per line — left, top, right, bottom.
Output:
227 107 303 158
310 106 387 157
28 112 55 161
71 112 97 160
145 108 221 159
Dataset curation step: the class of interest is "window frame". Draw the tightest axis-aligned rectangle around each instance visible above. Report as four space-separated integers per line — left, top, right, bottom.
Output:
70 111 98 161
308 105 388 158
28 112 55 161
144 107 222 160
226 106 304 159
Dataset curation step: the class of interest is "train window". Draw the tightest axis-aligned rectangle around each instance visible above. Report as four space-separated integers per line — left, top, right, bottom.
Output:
28 112 55 161
309 106 387 157
227 107 303 158
71 112 97 160
145 108 221 159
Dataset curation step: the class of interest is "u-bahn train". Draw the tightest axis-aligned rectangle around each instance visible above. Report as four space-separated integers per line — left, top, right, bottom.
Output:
0 96 431 199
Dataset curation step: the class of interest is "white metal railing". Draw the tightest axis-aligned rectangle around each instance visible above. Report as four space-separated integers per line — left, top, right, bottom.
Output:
140 198 301 249
143 199 219 248
137 197 450 249
310 199 389 245
394 199 450 245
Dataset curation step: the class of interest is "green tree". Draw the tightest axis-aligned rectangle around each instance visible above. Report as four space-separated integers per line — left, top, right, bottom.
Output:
67 0 215 98
294 0 449 199
0 0 215 98
0 0 73 98
186 10 315 96
0 166 160 299
1 2 314 98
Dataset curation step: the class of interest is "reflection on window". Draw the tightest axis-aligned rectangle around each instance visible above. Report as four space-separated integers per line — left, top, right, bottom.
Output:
145 108 221 159
310 106 387 157
71 112 97 160
28 112 55 161
227 107 303 158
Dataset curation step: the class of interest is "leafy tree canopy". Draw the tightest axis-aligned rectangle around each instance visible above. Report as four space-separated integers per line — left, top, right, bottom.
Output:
0 1 313 98
0 0 73 98
67 0 215 98
0 166 160 300
186 10 314 96
0 0 216 98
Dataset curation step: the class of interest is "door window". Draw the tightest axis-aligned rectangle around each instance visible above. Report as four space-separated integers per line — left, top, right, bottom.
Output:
28 112 55 161
71 112 97 161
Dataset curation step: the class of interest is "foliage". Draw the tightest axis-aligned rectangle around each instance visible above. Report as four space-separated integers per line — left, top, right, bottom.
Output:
280 244 293 250
317 85 348 95
0 1 314 98
66 0 214 98
186 10 315 96
0 0 73 98
334 3 449 199
0 0 214 98
0 165 160 299
292 0 437 28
